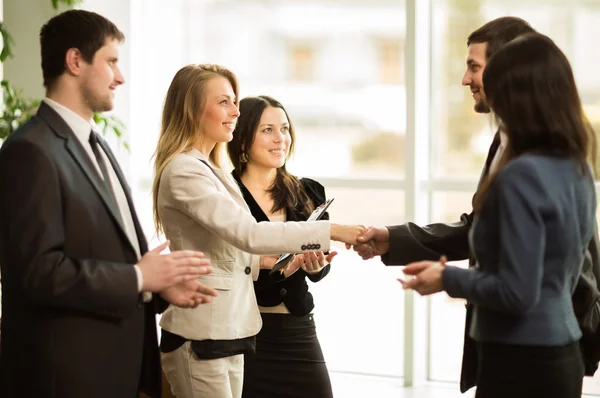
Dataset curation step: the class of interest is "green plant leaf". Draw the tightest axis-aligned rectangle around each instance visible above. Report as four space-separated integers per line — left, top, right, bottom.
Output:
0 22 15 62
94 113 130 151
50 0 84 10
0 81 41 141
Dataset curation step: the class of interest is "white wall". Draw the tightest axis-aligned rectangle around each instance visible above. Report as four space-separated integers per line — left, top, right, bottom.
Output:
3 0 70 98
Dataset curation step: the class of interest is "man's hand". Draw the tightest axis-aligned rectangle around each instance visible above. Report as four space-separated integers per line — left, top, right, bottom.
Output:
159 280 218 308
400 256 447 296
353 227 390 260
138 241 212 292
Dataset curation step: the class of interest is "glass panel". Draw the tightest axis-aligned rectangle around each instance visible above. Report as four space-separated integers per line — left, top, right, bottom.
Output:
129 0 407 186
313 187 405 376
430 0 600 180
428 191 473 382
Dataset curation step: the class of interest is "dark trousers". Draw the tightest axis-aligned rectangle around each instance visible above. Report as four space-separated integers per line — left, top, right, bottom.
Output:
475 341 583 398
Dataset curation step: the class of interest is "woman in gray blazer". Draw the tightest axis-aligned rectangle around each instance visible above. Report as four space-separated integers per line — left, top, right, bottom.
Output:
401 33 597 398
151 64 365 398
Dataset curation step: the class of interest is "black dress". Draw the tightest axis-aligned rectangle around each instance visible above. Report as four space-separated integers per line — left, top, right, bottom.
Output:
233 173 334 398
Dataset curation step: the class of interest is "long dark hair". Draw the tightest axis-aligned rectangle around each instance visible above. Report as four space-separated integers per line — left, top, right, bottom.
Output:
474 33 597 212
228 95 314 216
467 16 534 60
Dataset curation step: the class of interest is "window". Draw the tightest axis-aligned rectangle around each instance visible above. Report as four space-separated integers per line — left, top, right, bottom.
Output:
430 0 600 180
289 44 316 82
376 38 404 84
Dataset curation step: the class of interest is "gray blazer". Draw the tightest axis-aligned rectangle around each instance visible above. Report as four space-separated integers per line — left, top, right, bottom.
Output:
443 154 596 346
157 149 330 341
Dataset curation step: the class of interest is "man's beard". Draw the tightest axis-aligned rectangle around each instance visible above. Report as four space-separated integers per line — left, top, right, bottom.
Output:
81 82 113 114
474 98 490 114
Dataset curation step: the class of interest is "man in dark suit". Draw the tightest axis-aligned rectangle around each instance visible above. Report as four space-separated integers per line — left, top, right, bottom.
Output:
354 16 600 393
0 10 217 398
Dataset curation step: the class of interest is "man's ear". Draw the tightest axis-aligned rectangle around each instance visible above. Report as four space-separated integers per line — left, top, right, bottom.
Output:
64 48 85 77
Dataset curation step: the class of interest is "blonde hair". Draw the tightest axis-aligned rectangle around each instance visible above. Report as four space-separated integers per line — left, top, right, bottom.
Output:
152 64 239 233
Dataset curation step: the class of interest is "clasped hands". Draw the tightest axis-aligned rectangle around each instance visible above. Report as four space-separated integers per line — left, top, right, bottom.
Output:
137 240 218 309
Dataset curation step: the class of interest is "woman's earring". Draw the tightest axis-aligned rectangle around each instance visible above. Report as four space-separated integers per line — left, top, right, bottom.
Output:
240 152 249 163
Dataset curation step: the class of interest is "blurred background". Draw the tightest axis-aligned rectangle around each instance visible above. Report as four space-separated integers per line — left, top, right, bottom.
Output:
3 0 600 396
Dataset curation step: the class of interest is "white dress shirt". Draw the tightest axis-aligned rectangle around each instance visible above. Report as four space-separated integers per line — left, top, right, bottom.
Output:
43 98 145 293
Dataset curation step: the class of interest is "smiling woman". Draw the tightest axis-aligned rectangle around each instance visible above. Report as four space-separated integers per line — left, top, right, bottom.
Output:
227 95 336 398
151 64 365 398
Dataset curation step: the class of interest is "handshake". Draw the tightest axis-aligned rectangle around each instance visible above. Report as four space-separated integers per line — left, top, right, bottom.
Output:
345 226 391 260
347 226 447 297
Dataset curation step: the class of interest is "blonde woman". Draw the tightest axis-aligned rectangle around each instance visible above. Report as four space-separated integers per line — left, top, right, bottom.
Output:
152 64 364 398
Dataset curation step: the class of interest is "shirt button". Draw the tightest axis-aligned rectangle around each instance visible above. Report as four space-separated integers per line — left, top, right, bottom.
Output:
244 266 251 275
316 244 321 249
301 245 307 250
279 288 288 297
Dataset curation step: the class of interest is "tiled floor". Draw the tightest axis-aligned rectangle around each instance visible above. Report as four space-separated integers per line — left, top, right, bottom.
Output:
329 373 472 398
330 372 600 398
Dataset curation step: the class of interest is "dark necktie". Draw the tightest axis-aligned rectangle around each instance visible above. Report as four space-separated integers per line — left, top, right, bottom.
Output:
88 131 122 222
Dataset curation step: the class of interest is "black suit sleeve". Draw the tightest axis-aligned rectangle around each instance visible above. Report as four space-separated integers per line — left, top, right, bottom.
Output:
382 211 474 265
0 140 139 317
306 263 331 282
380 133 502 266
573 224 600 375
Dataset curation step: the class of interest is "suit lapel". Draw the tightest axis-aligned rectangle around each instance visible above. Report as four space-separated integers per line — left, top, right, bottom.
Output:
477 131 502 188
97 137 148 254
190 149 250 211
36 103 134 251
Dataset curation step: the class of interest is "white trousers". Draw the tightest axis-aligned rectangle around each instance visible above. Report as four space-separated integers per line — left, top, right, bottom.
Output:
161 342 244 398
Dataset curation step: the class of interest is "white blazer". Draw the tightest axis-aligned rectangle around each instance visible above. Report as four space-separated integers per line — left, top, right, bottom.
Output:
157 149 330 341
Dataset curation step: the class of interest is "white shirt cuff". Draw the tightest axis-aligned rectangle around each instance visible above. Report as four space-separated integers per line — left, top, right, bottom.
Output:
134 265 153 303
133 264 143 292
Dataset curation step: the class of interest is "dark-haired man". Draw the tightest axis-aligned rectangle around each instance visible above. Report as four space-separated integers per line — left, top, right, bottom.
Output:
354 16 600 393
0 10 217 398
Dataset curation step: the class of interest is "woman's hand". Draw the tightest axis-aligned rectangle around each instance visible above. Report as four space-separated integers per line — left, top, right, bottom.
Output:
283 255 304 277
330 224 367 246
259 254 304 278
400 256 447 296
259 255 279 270
301 251 338 274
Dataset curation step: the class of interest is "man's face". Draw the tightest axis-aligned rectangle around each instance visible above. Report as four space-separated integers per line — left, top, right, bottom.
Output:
462 42 489 113
79 38 125 113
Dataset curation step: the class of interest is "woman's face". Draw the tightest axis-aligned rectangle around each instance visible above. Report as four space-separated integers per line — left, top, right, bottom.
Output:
199 76 239 144
247 106 292 169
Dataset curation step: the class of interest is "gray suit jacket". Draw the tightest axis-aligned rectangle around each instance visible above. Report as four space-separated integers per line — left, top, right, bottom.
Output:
443 155 596 346
382 134 600 391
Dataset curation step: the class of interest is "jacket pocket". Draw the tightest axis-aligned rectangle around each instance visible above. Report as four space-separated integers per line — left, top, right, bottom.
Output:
200 274 234 291
211 259 235 274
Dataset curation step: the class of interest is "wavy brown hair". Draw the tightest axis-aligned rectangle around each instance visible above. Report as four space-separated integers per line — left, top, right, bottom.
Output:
227 95 314 216
152 64 239 233
473 33 597 212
